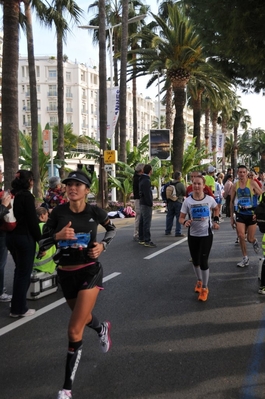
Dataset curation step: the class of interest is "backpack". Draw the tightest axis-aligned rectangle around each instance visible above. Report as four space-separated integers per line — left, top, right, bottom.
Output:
161 182 178 202
255 193 265 233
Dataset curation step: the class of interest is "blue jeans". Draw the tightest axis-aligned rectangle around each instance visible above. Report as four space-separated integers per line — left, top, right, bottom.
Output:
6 233 36 314
139 205 153 243
0 233 8 295
165 201 183 235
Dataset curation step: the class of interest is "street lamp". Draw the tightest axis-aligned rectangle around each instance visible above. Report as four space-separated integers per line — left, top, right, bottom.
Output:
79 14 146 202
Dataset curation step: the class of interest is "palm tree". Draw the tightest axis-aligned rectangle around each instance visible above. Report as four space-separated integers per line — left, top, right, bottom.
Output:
44 0 83 179
187 63 233 149
22 0 49 198
1 0 20 189
228 106 251 172
128 4 205 171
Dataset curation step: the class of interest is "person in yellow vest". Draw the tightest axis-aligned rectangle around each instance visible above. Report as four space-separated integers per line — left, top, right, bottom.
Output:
230 165 263 267
204 165 216 193
33 207 56 274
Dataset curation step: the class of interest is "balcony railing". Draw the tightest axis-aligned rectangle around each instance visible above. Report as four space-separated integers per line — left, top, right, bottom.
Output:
47 91 58 97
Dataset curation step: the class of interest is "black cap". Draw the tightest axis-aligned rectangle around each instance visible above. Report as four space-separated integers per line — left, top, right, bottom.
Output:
62 172 91 187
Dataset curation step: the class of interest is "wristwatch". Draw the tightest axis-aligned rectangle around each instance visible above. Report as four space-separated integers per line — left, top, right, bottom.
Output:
101 241 107 251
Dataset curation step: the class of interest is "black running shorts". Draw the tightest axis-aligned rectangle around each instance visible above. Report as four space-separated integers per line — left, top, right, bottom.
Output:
235 213 256 226
57 262 103 300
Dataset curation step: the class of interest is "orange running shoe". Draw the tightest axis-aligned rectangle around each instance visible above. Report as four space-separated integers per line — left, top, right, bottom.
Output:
194 280 202 293
198 288 209 301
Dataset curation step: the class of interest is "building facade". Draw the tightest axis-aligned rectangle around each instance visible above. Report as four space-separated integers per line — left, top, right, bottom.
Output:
18 56 157 146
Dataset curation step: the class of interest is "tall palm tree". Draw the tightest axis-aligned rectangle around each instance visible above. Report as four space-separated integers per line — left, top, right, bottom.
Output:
119 0 129 163
188 63 233 149
129 4 205 170
2 0 20 188
44 0 83 179
228 106 251 172
22 0 48 198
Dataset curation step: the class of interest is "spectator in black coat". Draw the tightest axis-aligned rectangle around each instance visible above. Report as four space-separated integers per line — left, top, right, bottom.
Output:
138 164 156 248
132 163 144 241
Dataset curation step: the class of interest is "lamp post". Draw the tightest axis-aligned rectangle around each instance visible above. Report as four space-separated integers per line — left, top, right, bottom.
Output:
79 14 146 203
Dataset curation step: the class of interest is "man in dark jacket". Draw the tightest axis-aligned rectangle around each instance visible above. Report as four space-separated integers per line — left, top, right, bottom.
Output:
138 164 156 248
132 163 144 241
165 171 186 237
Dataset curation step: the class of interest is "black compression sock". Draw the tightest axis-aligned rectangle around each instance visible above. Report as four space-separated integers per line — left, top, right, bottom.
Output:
86 314 102 334
63 340 83 390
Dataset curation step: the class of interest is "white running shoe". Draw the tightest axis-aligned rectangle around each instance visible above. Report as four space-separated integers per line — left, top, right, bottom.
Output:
10 309 35 318
237 257 249 267
57 390 72 399
99 321 111 353
0 293 12 302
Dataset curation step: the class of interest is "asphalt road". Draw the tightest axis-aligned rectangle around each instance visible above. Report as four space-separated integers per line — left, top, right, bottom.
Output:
1 212 265 399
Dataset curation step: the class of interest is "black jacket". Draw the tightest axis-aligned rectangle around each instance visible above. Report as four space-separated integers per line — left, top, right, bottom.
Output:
139 174 153 207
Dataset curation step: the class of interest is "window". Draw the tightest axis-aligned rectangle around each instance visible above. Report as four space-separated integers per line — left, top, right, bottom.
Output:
49 101 57 111
37 100 41 110
50 116 58 125
37 85 40 93
49 69 57 79
66 72 71 81
66 87 72 98
81 71 85 82
91 104 94 113
48 85 57 96
36 66 40 78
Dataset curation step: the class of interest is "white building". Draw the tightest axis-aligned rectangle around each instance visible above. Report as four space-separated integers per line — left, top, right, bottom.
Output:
18 56 157 146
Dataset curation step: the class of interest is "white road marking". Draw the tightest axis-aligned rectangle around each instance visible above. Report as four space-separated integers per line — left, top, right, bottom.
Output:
0 272 121 337
144 238 187 259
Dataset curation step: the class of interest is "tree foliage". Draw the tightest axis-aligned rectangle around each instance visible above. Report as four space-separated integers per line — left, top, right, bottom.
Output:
183 0 265 92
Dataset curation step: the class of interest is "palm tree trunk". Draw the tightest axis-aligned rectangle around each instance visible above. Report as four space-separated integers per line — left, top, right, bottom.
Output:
132 72 137 147
24 0 42 198
172 85 186 171
56 27 65 179
165 85 173 133
204 105 210 152
99 0 108 207
2 0 20 188
232 125 238 171
119 0 129 163
211 110 218 164
193 93 202 149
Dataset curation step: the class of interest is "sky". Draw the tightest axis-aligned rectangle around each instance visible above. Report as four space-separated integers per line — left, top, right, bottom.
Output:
5 0 265 129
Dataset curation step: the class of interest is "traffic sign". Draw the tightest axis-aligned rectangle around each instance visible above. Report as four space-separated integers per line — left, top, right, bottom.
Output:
42 130 50 155
104 150 117 164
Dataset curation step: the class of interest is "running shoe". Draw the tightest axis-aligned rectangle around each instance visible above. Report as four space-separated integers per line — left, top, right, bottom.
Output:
237 257 249 268
194 280 202 293
9 309 36 318
99 321 111 353
144 241 157 248
235 237 239 244
57 390 72 399
258 286 265 295
138 241 145 245
253 239 260 254
0 293 12 302
198 288 209 302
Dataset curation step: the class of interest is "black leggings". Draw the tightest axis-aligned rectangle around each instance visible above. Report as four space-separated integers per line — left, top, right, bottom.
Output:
188 234 213 270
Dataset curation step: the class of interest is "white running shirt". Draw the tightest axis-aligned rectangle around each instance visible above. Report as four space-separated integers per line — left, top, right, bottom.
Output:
181 195 218 236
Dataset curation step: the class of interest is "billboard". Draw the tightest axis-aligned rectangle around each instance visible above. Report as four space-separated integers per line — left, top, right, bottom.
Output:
150 129 171 160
